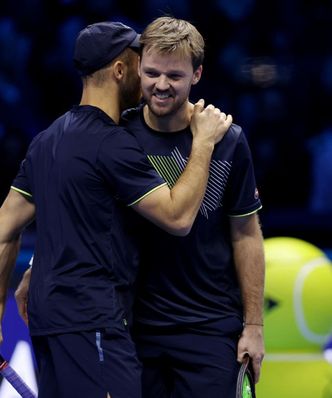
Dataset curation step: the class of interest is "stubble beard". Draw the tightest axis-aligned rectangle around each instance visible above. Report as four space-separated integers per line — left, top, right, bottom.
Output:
147 95 188 120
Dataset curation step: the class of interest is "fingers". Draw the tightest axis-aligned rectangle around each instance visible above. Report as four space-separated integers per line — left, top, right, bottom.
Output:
216 110 232 125
190 100 233 145
14 268 31 326
251 355 263 383
224 114 233 129
237 350 249 363
238 344 264 383
237 352 263 383
193 101 232 124
15 289 29 325
193 98 205 113
203 104 232 123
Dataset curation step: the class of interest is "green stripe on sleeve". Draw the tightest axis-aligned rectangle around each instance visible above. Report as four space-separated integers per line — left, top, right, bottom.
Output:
127 183 167 207
228 205 262 218
11 186 32 198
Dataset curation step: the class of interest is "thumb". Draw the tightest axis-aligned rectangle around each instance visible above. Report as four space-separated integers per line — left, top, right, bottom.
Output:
193 98 205 113
237 350 249 363
224 114 233 130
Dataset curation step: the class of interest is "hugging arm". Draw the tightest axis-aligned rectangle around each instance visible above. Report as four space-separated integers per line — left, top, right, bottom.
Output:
0 189 35 342
132 100 232 235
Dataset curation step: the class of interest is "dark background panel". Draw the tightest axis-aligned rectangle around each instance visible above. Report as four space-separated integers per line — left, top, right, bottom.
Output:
1 0 332 250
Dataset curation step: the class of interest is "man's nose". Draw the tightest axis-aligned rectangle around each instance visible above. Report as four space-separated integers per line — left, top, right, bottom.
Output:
155 75 170 90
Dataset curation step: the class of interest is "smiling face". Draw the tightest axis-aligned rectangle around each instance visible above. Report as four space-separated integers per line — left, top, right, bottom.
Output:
139 47 202 124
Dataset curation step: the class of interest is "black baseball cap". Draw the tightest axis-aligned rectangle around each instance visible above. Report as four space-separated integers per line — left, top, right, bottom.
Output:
73 21 141 76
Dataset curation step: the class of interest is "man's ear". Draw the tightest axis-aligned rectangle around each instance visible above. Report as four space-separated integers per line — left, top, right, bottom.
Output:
137 56 141 78
192 65 203 85
113 60 125 81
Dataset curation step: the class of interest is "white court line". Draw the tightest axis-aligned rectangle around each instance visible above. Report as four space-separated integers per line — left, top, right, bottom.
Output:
293 256 331 345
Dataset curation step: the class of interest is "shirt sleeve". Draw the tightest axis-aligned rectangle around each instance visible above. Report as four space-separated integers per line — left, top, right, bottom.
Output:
97 127 167 206
11 130 48 201
224 129 262 216
11 143 35 201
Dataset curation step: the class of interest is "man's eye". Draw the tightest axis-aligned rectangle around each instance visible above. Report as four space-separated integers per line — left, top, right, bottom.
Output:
169 75 181 80
145 71 158 77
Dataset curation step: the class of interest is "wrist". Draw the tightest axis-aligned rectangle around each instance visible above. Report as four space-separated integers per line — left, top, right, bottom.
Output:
191 138 214 153
244 322 264 327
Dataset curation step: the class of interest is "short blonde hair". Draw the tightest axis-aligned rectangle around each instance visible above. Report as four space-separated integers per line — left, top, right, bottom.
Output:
140 17 205 70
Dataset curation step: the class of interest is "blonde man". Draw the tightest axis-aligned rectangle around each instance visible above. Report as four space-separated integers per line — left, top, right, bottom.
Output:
122 17 265 398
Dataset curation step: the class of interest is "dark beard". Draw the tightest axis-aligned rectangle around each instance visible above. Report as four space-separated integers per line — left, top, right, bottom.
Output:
119 80 141 112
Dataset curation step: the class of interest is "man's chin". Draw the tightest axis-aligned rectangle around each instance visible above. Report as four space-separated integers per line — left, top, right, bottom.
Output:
149 102 173 117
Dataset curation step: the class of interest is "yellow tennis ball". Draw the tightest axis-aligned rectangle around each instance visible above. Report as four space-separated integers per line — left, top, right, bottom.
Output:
264 237 332 351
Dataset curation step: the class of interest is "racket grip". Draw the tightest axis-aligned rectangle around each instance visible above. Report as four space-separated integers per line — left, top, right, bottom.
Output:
1 365 37 398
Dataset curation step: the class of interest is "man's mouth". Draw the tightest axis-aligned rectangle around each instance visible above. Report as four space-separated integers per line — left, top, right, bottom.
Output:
154 92 172 99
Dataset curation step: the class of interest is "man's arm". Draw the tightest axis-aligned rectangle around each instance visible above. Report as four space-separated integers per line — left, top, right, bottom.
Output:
230 212 265 383
132 100 232 236
0 189 35 342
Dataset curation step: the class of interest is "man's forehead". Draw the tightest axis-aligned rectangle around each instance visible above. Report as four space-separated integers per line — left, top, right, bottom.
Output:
140 47 193 69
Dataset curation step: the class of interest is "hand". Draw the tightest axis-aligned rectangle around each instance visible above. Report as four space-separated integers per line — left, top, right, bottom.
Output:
190 99 233 146
237 324 265 383
14 266 32 326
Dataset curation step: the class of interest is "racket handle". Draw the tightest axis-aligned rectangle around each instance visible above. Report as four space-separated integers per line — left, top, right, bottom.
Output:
1 364 37 398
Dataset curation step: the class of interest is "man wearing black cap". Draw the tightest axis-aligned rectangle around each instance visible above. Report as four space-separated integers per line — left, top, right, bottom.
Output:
0 21 232 398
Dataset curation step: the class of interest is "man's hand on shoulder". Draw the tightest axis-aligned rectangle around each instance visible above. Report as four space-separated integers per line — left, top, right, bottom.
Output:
190 99 233 146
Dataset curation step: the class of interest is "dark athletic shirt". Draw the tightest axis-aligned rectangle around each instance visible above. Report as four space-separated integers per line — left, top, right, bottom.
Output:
122 105 262 335
12 105 166 336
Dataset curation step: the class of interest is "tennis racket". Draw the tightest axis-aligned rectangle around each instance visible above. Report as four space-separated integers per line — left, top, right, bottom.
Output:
236 354 256 398
0 353 37 398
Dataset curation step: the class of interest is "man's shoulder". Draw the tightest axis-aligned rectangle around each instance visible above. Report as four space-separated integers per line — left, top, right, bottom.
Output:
27 112 69 149
227 123 243 140
120 103 144 126
219 122 249 148
212 123 247 161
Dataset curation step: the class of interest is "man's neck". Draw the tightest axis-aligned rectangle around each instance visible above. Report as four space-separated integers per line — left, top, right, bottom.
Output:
80 86 120 124
143 102 194 133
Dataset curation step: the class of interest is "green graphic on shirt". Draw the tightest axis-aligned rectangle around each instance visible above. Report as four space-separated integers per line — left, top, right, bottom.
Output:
147 155 182 188
147 147 232 219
